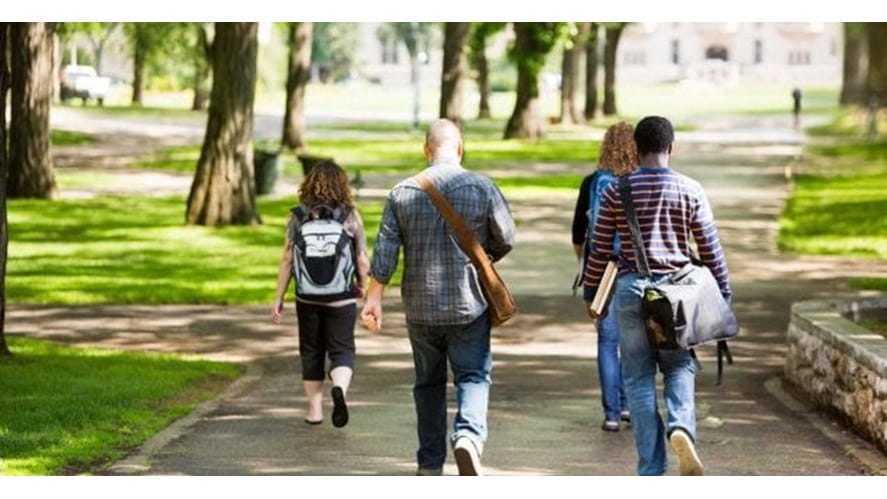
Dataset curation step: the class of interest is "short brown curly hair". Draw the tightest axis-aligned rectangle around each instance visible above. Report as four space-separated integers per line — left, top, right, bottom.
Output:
598 122 638 176
298 160 353 208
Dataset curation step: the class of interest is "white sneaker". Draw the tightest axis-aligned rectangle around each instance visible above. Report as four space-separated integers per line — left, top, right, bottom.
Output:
453 437 483 476
669 429 704 476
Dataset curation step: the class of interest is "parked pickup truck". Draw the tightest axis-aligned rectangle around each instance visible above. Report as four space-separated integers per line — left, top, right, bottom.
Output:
60 65 110 105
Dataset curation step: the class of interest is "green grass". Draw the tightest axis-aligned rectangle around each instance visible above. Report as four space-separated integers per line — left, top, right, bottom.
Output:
137 138 602 178
808 108 887 138
778 171 887 258
51 129 96 146
7 195 392 305
809 141 887 162
857 318 887 338
0 336 241 475
849 277 887 292
779 126 887 259
494 174 585 190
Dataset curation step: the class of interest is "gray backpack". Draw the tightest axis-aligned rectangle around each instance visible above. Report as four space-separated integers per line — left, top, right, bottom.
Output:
291 205 356 302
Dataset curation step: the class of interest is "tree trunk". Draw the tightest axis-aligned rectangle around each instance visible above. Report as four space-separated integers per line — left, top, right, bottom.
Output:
476 40 492 119
867 23 887 103
840 23 868 106
186 22 261 226
9 22 57 199
603 23 625 116
191 62 210 111
409 50 420 130
132 26 145 106
51 32 60 103
92 40 105 76
0 23 11 357
559 25 586 125
191 24 212 111
504 25 544 139
584 22 599 121
281 22 313 151
439 22 471 125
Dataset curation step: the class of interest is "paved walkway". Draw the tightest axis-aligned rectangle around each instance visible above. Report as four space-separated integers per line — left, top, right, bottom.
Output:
11 114 887 475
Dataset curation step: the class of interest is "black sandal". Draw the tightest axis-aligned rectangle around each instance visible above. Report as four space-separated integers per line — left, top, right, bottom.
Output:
331 386 349 428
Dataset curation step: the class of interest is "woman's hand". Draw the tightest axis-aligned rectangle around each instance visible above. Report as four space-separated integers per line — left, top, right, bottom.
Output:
271 300 285 324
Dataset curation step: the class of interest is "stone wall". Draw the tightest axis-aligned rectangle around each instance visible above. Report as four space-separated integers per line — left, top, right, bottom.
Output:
785 297 887 452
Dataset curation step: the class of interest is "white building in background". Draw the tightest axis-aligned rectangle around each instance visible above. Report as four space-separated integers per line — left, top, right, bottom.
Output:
353 22 843 87
617 22 842 85
353 23 444 87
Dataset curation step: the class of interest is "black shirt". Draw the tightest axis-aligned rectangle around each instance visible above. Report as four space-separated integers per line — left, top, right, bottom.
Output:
571 173 597 245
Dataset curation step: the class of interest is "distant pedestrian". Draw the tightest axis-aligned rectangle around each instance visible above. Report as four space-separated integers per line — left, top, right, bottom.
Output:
584 116 733 475
571 122 638 432
361 119 515 476
792 87 802 129
272 160 370 428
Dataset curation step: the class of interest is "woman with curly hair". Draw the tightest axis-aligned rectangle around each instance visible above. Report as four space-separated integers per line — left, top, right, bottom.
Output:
272 160 369 428
571 122 638 432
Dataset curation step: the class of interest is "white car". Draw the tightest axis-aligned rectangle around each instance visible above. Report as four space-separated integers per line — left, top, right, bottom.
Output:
60 65 111 105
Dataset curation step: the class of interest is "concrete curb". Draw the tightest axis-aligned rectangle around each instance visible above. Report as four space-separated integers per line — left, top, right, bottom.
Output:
105 362 264 475
764 376 887 475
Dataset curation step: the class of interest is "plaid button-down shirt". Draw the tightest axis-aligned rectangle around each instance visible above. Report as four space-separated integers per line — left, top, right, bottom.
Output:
370 162 515 326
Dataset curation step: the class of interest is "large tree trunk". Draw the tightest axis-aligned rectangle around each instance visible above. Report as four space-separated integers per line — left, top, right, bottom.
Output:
0 23 11 357
840 23 868 106
9 22 57 199
603 23 625 116
867 23 887 103
132 25 146 106
281 22 312 151
584 22 599 121
186 22 261 226
474 34 492 119
439 22 471 125
504 25 544 139
191 24 212 111
559 25 586 125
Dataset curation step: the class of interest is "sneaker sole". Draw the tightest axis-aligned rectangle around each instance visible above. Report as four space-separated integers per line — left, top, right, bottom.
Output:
331 386 349 428
454 442 482 476
669 431 704 476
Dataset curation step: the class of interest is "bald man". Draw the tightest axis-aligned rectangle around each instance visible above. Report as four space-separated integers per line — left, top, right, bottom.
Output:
362 119 515 475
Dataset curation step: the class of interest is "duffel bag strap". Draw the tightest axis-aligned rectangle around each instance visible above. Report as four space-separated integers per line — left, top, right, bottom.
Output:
618 176 652 277
716 340 733 386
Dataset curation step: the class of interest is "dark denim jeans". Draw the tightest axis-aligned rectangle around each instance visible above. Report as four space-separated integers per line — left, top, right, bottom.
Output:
616 273 697 476
407 312 492 470
597 299 627 422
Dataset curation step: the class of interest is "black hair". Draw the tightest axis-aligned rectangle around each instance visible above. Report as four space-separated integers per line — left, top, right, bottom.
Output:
633 116 674 156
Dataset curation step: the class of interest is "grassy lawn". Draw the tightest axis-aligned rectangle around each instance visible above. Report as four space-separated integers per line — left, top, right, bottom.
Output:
51 129 96 146
0 336 241 475
778 166 887 258
7 195 393 305
779 112 887 277
135 138 602 178
857 318 887 339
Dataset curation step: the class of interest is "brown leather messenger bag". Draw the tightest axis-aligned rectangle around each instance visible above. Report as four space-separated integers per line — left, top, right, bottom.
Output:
415 172 517 327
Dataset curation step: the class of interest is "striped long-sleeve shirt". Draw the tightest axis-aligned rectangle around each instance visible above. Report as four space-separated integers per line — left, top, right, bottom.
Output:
582 166 731 302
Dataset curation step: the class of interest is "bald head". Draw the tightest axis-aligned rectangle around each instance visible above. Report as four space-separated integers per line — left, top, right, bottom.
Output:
424 119 463 164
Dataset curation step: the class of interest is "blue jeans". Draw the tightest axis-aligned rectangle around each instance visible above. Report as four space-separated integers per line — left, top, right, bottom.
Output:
597 299 626 422
616 273 697 476
407 312 492 470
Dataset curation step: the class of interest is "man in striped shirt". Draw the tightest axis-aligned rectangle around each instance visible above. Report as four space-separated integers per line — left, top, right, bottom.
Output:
583 116 732 476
